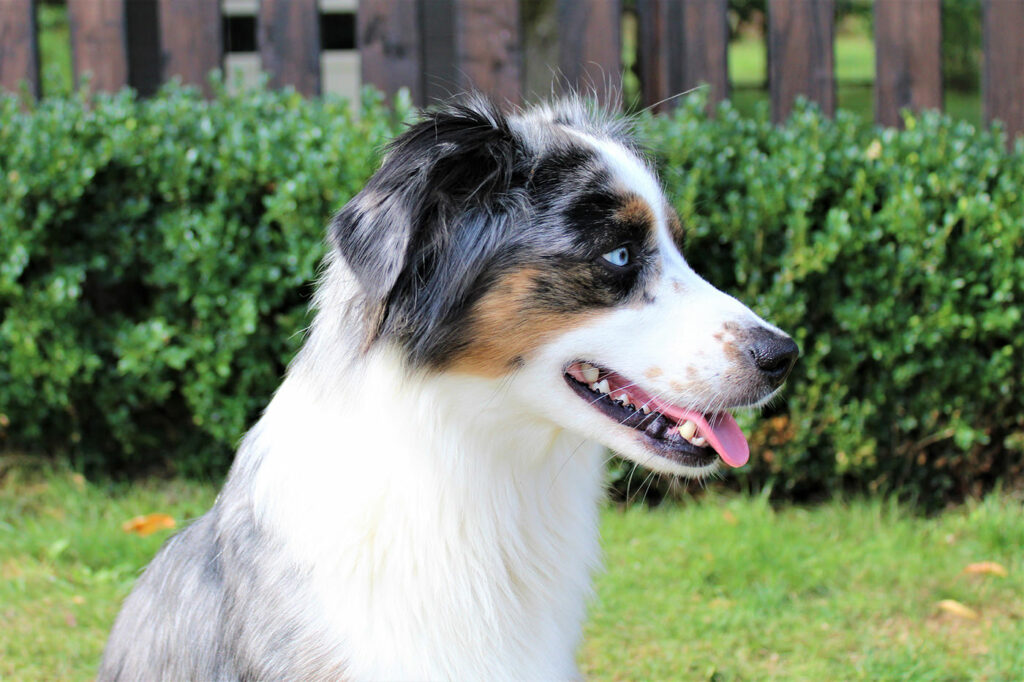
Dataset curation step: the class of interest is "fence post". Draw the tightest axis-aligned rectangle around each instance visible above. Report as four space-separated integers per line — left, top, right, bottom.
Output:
0 0 39 98
638 0 727 112
420 0 456 104
768 0 835 123
158 0 222 97
157 0 222 96
68 0 129 93
558 0 621 107
259 0 321 96
454 0 521 105
675 0 729 109
874 0 942 128
359 0 424 105
983 0 1024 141
636 0 669 112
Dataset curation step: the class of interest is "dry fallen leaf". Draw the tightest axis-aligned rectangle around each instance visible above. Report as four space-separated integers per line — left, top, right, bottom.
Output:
937 599 980 620
122 513 176 536
722 510 738 525
963 561 1008 577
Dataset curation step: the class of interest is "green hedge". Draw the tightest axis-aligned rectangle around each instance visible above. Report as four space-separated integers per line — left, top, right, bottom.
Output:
2 85 1022 504
0 83 412 473
649 96 1024 504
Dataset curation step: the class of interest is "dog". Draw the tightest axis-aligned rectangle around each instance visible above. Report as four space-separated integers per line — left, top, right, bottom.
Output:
100 96 797 681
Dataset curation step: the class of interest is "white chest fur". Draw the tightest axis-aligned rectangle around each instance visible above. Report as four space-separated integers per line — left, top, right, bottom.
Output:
247 350 606 680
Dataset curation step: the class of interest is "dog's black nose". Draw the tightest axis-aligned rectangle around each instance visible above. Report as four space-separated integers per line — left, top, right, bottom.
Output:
748 327 799 388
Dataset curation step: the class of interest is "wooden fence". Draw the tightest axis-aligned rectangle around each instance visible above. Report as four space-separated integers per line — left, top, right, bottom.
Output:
1 0 1023 139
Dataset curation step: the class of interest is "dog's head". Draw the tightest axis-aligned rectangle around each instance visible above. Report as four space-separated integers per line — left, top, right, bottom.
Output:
329 97 797 477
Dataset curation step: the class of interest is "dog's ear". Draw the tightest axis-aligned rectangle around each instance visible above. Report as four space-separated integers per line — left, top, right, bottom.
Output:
329 98 525 308
328 188 414 304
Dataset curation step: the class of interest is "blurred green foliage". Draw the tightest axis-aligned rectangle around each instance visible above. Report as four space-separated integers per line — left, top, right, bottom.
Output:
1 85 1022 506
36 2 73 97
942 0 983 92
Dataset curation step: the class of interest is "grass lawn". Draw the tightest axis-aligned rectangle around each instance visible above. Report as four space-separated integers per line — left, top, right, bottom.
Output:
2 463 1022 681
0 464 216 681
584 494 1024 680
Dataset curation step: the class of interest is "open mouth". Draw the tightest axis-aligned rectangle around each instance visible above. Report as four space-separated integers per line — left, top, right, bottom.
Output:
563 361 750 470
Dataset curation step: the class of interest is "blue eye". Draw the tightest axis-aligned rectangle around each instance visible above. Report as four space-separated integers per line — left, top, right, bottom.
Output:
601 246 631 267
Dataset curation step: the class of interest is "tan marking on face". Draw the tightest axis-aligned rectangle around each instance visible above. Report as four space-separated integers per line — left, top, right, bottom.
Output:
659 373 713 402
672 280 685 294
722 340 748 369
451 267 598 378
616 195 656 228
717 322 755 375
644 367 663 379
667 208 685 245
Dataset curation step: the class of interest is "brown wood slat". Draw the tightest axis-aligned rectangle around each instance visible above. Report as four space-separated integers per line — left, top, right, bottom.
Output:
640 0 727 112
675 0 729 108
558 0 621 106
68 0 128 93
359 0 423 104
158 0 222 97
636 0 669 112
454 0 521 105
259 0 321 96
983 0 1024 141
0 0 39 97
768 0 835 123
874 0 942 128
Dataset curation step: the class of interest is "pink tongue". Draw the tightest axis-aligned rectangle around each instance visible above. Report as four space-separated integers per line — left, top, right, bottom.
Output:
697 413 749 468
654 402 750 468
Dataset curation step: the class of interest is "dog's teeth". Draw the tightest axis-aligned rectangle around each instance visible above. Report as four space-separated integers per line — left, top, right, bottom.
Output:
691 435 708 447
614 393 632 407
641 405 651 414
595 379 610 394
679 420 698 441
580 363 600 383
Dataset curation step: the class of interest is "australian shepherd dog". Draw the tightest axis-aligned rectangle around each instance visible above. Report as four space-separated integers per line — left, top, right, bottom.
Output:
100 96 797 681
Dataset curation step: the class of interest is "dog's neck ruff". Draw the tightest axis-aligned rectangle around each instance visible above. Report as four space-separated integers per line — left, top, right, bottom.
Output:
246 339 605 680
